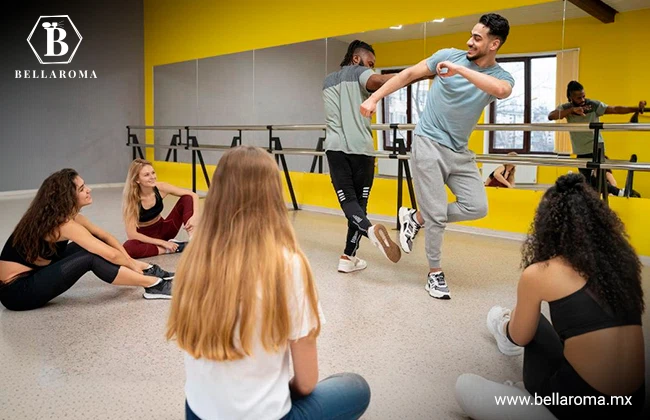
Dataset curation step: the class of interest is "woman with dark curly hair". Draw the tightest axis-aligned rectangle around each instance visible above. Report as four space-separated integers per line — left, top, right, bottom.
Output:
0 169 174 311
456 173 645 419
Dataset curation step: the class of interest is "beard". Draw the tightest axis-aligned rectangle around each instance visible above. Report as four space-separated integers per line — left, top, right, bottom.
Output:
466 49 485 62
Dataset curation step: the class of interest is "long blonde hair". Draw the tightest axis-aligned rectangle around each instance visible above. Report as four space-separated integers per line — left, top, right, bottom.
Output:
166 146 320 361
122 158 151 228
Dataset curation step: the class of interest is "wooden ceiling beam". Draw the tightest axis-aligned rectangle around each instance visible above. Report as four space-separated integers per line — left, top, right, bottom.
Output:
568 0 618 23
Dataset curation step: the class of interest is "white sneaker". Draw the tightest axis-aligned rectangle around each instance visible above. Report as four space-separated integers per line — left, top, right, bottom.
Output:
337 256 368 273
398 207 421 253
425 271 451 300
368 224 401 263
487 306 524 356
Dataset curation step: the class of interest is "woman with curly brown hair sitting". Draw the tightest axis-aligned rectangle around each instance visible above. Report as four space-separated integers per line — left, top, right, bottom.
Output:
0 169 173 311
456 173 646 419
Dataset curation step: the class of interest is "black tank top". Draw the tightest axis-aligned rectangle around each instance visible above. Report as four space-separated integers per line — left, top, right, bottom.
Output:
0 233 69 270
139 187 164 223
549 282 642 340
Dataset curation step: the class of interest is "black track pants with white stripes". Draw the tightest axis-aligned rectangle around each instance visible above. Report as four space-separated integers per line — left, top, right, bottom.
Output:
326 150 376 257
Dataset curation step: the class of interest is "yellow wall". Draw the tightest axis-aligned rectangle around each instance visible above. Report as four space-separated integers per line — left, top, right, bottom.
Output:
373 9 650 196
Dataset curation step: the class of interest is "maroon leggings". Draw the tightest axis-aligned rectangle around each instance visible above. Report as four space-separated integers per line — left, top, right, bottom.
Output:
123 195 193 259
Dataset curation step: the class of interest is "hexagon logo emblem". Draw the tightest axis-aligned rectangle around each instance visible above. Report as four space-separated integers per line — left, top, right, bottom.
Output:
27 15 82 65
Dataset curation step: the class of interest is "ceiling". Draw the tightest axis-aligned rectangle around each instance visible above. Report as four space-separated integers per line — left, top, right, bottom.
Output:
335 0 650 44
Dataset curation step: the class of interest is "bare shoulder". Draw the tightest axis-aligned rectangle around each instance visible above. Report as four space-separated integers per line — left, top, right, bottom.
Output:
524 257 586 302
53 219 80 240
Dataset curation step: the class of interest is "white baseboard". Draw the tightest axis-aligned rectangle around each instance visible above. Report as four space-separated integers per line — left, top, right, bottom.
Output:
293 203 650 265
0 183 125 200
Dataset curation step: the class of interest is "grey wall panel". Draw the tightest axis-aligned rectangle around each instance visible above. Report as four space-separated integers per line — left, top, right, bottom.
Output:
153 60 197 163
254 40 327 172
0 0 144 191
151 38 353 174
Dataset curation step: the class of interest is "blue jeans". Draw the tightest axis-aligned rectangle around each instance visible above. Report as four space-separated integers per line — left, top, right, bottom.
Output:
185 372 371 420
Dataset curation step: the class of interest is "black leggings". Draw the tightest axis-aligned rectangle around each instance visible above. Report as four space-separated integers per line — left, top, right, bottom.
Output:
326 151 375 257
508 315 646 419
0 243 120 311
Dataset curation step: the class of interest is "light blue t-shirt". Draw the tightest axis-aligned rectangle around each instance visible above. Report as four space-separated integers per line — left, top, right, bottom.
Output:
414 48 515 152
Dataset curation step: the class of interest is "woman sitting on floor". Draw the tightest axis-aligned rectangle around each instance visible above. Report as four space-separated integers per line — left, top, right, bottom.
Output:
456 173 645 420
167 146 371 420
122 158 200 259
0 169 173 311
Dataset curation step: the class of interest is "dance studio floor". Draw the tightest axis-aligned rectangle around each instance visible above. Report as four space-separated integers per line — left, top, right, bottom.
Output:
1 187 649 419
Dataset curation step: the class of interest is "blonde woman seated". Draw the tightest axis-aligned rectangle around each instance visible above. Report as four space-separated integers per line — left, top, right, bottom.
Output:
485 152 517 188
122 159 200 259
167 146 370 420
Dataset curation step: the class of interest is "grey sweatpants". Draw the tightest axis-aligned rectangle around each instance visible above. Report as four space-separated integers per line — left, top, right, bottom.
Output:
411 134 488 268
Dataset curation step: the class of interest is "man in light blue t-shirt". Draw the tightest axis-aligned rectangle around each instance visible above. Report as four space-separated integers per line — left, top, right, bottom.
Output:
361 13 514 300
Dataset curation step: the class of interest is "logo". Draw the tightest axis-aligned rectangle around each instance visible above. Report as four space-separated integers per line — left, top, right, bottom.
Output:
27 15 82 65
16 15 97 79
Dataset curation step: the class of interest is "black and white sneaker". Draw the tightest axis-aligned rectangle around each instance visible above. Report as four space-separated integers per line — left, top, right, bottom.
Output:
143 264 174 280
143 279 173 300
170 239 188 253
399 207 421 254
425 271 450 300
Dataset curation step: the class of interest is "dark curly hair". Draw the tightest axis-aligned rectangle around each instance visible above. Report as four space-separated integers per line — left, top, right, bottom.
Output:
522 173 644 317
12 168 80 263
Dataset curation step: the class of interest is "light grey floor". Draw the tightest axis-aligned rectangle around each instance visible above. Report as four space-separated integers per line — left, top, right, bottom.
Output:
0 187 648 419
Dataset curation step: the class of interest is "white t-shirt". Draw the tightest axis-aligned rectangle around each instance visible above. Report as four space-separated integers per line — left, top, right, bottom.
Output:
184 252 325 420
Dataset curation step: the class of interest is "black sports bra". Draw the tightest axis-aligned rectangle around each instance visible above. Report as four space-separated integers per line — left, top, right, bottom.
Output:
139 187 164 223
0 233 69 270
549 282 642 340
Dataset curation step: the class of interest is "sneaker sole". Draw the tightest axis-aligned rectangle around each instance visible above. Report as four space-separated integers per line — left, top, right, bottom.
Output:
398 208 413 254
496 342 524 356
425 282 451 300
371 225 401 263
337 265 367 273
143 292 172 300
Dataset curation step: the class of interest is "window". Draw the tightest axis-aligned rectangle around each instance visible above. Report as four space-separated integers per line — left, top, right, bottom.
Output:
380 69 429 151
488 55 557 154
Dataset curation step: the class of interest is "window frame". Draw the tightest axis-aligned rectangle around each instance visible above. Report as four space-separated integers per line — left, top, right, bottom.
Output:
488 54 556 155
380 68 414 151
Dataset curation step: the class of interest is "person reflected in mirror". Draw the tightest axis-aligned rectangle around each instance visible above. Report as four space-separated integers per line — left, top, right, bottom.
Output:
485 152 517 188
548 81 645 183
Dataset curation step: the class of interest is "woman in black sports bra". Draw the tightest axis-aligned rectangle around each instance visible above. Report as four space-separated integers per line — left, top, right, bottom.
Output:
457 173 645 419
121 159 200 259
0 169 174 310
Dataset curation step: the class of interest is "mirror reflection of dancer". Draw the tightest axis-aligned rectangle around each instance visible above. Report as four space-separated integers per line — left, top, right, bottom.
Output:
548 80 646 183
